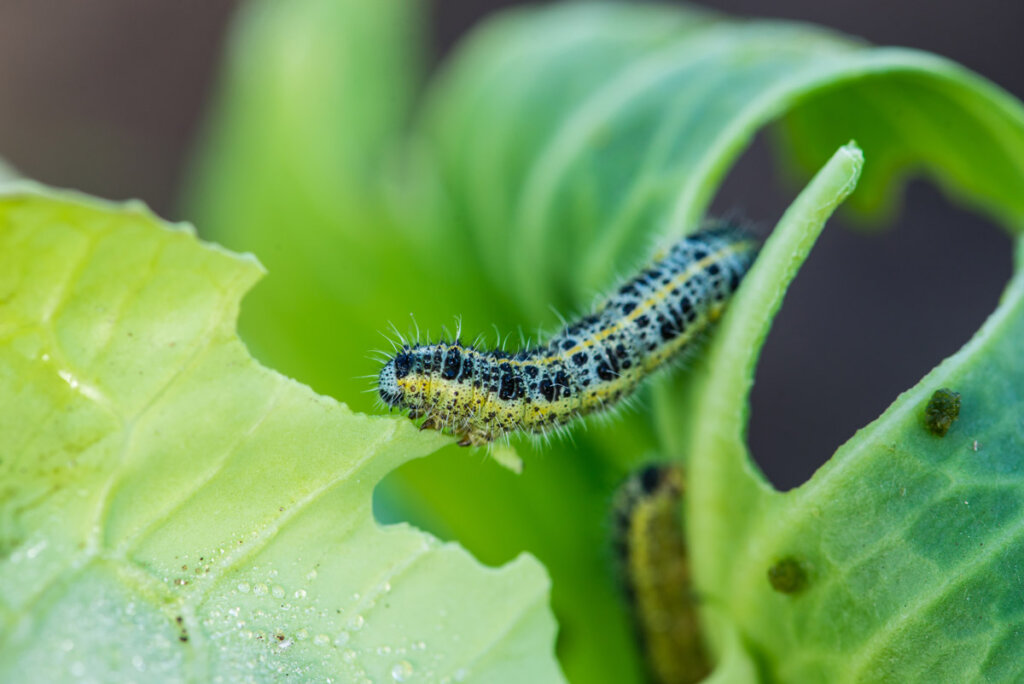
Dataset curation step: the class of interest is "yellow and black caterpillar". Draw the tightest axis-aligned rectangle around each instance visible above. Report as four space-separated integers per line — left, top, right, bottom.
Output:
612 464 708 684
377 224 758 445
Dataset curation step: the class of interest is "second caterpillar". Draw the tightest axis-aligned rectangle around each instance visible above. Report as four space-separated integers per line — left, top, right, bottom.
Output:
378 223 759 446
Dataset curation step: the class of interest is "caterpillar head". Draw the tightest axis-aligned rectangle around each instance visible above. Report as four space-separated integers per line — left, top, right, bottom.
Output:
378 350 413 409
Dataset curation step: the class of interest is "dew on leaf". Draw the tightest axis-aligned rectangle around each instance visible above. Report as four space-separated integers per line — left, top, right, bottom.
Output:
391 660 414 681
25 540 47 559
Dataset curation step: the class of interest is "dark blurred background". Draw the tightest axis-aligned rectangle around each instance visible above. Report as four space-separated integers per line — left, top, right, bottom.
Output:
1 0 1019 489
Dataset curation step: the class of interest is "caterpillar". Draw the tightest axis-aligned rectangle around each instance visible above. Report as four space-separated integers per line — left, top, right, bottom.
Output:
611 464 708 684
377 224 759 446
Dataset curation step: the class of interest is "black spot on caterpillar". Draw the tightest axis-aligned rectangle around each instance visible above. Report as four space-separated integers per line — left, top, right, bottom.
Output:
611 464 709 684
924 387 961 436
377 224 759 445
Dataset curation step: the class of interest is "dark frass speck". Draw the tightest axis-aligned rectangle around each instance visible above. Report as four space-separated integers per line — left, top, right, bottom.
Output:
768 557 809 594
924 387 961 436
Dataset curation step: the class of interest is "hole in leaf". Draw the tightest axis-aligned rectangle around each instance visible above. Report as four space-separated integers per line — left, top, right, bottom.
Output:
372 446 522 570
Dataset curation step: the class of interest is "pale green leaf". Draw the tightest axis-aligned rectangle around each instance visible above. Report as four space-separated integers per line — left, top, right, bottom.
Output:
0 186 562 683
